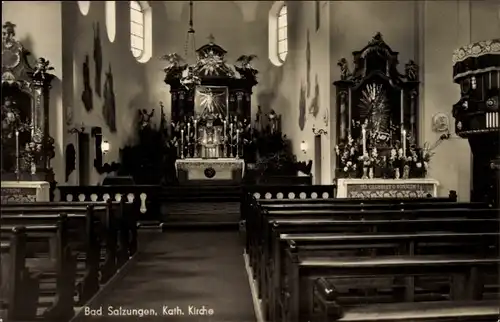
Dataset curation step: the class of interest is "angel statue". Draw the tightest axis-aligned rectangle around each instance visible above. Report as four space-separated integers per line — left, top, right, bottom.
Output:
161 53 185 73
404 60 419 81
337 58 352 81
235 55 258 69
33 58 54 80
180 66 201 90
138 109 155 130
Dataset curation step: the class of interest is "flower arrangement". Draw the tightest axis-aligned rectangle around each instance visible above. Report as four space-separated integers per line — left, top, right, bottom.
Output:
22 125 43 172
336 120 437 179
335 134 359 177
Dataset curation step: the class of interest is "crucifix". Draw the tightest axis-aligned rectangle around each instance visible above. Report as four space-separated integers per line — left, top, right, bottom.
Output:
207 33 215 44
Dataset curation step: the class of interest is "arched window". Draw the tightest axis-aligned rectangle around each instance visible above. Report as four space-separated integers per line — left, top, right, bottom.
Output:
268 1 288 66
105 1 116 42
130 1 145 58
77 1 90 16
129 1 152 63
277 4 288 62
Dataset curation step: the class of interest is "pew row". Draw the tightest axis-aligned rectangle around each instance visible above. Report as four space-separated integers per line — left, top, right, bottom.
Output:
0 218 76 321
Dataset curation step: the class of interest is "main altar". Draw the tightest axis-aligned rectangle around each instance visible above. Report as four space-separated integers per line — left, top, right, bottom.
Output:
163 35 257 185
333 33 441 198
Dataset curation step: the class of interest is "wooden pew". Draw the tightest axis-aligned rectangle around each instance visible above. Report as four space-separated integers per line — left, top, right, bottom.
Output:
257 217 499 321
250 207 498 280
282 254 499 322
269 232 499 322
0 204 118 285
0 227 40 321
244 196 468 260
3 200 138 260
0 216 77 322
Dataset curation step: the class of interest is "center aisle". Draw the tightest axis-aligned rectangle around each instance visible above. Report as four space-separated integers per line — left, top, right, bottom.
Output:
74 231 256 322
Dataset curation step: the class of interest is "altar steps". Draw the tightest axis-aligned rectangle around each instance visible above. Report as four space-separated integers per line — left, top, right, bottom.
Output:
159 185 242 229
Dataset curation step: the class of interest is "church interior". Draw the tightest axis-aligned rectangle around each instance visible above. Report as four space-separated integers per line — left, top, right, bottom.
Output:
1 1 500 321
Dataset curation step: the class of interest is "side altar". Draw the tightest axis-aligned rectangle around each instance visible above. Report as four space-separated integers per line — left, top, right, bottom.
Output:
1 22 56 200
164 35 258 185
333 33 441 197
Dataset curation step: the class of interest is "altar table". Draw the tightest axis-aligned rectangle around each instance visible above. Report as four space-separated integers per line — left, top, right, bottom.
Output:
1 181 50 203
175 158 245 185
336 178 439 199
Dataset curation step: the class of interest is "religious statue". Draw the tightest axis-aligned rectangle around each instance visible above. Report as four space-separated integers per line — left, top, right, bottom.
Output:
337 58 352 81
404 60 419 82
235 55 258 70
161 53 185 73
138 109 154 130
268 109 279 134
32 58 54 80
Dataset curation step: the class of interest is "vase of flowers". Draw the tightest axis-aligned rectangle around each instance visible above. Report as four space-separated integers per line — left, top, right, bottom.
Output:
335 134 360 178
22 126 43 173
358 153 374 179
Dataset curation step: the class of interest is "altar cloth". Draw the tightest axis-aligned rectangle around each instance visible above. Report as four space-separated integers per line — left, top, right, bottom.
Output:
336 178 439 199
175 158 245 185
1 181 50 203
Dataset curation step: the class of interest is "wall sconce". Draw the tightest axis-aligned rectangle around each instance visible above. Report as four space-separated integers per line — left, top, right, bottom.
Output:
312 125 328 136
102 140 110 154
300 140 308 154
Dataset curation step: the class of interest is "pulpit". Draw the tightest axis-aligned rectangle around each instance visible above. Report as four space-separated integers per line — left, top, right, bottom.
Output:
164 35 258 185
451 39 499 204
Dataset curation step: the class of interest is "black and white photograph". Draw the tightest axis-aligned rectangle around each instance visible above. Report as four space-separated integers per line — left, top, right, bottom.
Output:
1 1 499 321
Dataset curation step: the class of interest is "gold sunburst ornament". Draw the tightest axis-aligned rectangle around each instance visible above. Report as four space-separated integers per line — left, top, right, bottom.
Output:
359 84 390 135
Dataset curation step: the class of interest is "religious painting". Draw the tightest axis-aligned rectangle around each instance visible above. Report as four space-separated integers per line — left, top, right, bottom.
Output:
194 85 229 119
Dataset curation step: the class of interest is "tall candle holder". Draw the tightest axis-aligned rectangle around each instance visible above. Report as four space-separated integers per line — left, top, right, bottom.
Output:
15 130 20 181
193 119 198 157
180 129 185 159
236 129 240 159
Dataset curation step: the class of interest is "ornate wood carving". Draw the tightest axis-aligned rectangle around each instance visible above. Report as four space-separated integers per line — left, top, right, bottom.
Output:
333 33 420 150
452 39 500 204
1 21 56 192
163 38 257 123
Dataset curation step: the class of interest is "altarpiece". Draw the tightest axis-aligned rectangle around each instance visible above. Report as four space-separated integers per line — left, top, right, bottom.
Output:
333 33 438 198
1 21 55 202
163 36 258 184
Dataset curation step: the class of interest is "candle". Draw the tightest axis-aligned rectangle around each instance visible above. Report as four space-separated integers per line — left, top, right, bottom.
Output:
361 127 367 155
223 120 227 138
15 130 20 181
230 123 234 144
193 119 197 143
401 128 406 153
187 122 191 142
236 129 240 158
181 129 184 158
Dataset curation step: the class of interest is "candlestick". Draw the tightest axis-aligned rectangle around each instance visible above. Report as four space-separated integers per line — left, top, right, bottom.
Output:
223 120 227 140
181 129 185 156
193 120 198 157
401 128 406 154
236 129 239 158
15 130 20 181
361 127 367 155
